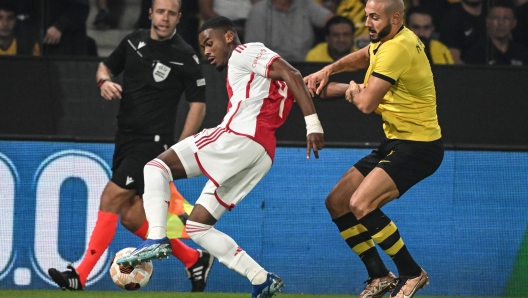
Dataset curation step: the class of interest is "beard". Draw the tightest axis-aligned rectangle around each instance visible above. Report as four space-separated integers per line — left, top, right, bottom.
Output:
370 21 392 43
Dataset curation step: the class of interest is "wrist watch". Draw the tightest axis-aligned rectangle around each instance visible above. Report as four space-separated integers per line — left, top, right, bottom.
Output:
97 78 111 88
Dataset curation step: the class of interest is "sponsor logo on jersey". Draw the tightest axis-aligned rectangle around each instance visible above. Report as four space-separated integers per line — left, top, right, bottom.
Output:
252 49 267 68
196 78 206 86
138 41 146 49
193 54 200 64
153 62 171 82
126 176 134 185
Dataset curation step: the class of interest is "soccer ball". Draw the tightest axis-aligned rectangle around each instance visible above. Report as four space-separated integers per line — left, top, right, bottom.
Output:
109 247 154 290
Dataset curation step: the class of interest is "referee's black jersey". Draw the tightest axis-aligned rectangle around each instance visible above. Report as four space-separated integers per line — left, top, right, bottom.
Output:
103 29 206 136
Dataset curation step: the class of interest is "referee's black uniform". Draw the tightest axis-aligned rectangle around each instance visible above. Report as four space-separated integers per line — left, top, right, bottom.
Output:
103 29 206 196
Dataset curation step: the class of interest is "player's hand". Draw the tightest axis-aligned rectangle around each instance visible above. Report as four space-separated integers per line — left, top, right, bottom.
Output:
100 81 123 100
43 26 62 44
345 81 364 103
304 67 331 97
306 132 324 159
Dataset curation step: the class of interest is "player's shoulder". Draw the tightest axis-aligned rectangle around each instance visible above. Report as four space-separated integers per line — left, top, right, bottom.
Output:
232 42 269 56
384 27 416 53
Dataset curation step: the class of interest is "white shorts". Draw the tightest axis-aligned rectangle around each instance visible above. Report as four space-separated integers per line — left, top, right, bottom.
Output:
170 127 272 219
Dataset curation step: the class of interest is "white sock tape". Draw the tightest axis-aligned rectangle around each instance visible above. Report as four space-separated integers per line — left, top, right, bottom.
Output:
305 113 324 136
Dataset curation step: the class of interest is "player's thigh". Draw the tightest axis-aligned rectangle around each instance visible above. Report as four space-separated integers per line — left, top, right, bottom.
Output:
194 143 272 221
99 181 137 212
377 139 444 197
112 140 167 196
325 166 365 218
351 167 399 216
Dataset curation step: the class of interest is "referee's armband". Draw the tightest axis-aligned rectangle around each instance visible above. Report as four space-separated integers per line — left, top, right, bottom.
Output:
305 113 323 136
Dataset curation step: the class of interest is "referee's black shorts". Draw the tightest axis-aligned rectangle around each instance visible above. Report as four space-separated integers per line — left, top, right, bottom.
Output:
111 130 174 196
354 137 444 196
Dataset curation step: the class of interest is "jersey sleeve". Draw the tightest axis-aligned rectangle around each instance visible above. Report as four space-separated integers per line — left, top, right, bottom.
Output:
371 42 411 84
103 35 128 77
231 43 281 78
181 52 206 103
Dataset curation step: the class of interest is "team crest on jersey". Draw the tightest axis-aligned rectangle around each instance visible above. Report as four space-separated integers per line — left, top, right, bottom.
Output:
153 62 171 82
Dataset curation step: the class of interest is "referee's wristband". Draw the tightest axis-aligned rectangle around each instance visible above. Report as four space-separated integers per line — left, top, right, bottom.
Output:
97 78 111 88
305 113 323 136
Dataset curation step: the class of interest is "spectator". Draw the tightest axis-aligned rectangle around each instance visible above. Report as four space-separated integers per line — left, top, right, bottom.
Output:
438 0 487 64
245 0 333 62
406 6 454 64
408 0 453 29
41 0 97 56
306 15 356 62
0 0 40 55
198 0 258 43
465 1 528 66
93 0 111 29
512 0 528 48
320 0 369 48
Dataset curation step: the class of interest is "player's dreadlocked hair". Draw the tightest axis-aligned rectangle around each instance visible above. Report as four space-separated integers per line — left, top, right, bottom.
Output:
199 16 238 37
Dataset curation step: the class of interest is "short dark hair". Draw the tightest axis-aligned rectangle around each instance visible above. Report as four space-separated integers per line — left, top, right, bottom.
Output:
324 16 355 36
0 0 17 14
405 6 433 25
151 0 182 13
199 16 238 36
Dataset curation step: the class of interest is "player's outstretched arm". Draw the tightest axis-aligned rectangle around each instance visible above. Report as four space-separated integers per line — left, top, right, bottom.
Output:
96 62 123 101
267 58 324 159
316 82 350 100
304 45 370 96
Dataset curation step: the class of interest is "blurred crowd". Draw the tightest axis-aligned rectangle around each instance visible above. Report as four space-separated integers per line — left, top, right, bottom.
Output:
1 0 527 66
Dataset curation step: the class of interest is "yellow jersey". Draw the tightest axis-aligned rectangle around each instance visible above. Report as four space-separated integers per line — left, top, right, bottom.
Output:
428 39 454 65
305 42 357 62
0 38 40 56
365 26 441 142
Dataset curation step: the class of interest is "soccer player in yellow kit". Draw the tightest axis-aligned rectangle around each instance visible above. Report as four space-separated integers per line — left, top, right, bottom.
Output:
304 1 443 298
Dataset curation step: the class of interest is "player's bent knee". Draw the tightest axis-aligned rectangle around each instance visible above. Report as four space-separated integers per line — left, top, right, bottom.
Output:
185 220 211 244
144 158 173 182
325 191 351 215
349 195 374 219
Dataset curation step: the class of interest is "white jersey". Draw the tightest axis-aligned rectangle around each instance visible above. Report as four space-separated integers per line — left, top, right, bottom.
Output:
219 42 295 161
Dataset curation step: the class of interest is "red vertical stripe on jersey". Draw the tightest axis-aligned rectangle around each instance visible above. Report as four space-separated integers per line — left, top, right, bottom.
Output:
224 101 242 130
252 79 295 161
246 73 255 98
265 55 281 78
226 71 233 113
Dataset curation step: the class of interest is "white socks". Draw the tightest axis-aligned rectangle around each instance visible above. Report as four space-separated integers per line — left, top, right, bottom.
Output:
186 220 268 285
143 159 173 239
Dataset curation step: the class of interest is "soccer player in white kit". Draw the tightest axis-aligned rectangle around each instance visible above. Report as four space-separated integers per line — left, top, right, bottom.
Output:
117 16 325 297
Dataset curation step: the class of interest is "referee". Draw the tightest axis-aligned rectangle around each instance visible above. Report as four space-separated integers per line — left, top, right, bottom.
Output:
304 1 443 298
48 0 212 292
